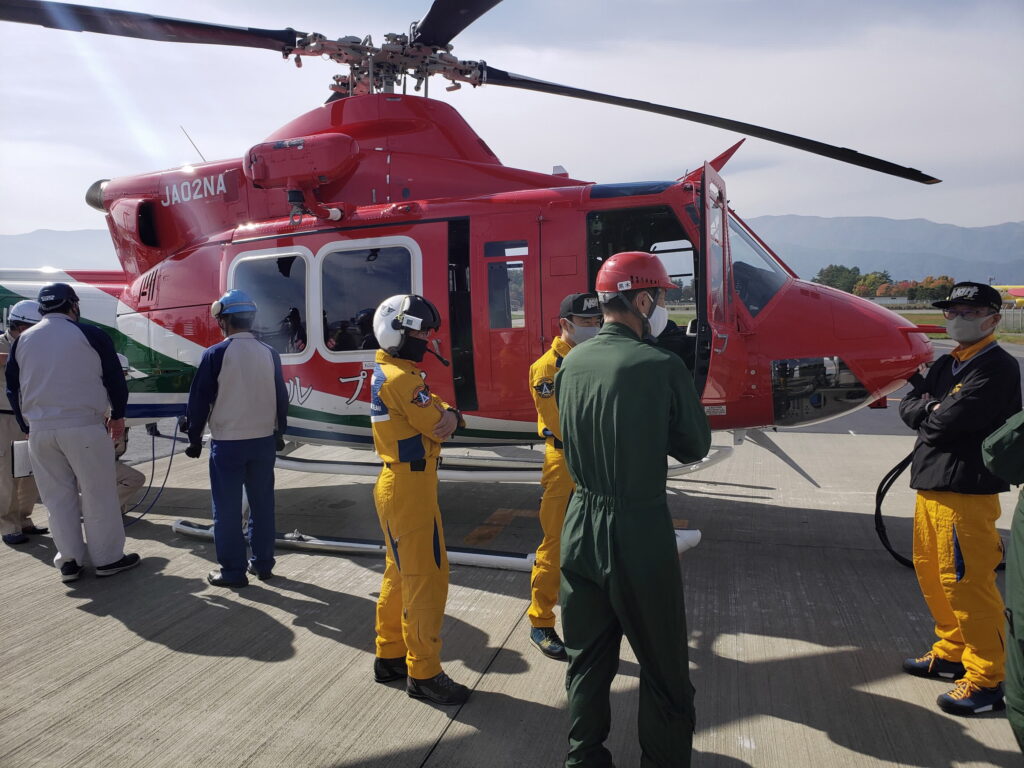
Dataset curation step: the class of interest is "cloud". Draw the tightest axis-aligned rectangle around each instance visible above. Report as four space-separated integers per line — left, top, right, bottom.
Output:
0 0 1020 234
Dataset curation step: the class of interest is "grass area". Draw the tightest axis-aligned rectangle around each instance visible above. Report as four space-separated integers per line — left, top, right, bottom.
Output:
894 311 1024 344
669 311 1023 344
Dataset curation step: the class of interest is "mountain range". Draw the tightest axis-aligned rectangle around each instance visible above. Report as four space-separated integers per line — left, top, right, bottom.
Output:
746 215 1024 283
2 216 1022 283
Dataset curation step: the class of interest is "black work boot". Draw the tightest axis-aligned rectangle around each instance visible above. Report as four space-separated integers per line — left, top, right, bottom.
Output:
406 671 469 705
374 656 408 683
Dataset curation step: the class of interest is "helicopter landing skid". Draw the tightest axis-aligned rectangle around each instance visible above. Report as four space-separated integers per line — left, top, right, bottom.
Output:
171 520 701 572
271 444 734 484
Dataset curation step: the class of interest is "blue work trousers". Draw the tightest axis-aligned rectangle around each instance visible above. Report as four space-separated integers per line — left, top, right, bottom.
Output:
209 435 277 580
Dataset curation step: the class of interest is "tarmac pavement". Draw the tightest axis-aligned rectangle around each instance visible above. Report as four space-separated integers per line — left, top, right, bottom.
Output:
2 341 1022 766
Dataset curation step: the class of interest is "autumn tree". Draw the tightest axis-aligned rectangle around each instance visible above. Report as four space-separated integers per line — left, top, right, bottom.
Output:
813 264 861 293
852 270 893 297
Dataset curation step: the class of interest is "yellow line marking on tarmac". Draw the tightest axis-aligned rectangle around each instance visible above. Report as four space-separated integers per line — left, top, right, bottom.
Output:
463 507 538 546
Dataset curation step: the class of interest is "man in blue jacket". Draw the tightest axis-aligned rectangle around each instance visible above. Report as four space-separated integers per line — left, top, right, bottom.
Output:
184 289 289 588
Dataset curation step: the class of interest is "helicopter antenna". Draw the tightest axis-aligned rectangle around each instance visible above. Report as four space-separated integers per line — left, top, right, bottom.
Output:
179 125 207 163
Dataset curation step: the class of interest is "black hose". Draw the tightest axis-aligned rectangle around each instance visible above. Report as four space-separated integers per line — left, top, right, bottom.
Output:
874 452 915 568
124 421 179 527
874 451 1005 571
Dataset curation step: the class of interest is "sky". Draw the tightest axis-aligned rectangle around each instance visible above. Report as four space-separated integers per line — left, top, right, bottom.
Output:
0 0 1021 237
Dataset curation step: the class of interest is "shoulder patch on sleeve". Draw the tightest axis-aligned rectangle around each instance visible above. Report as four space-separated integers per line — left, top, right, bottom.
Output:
534 377 555 398
411 384 433 407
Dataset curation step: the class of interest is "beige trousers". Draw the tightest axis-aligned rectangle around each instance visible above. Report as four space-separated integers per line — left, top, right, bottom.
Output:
0 413 39 535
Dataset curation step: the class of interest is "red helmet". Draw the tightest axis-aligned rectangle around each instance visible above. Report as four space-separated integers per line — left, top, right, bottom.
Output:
595 251 674 295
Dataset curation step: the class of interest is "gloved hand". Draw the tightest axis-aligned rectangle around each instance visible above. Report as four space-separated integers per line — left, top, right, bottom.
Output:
275 433 286 452
185 443 203 459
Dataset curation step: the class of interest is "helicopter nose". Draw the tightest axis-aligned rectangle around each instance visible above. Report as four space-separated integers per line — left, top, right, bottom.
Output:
827 287 934 401
768 283 933 428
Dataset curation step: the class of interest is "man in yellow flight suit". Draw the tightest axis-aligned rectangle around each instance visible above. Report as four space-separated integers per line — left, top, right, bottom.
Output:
528 292 602 659
369 294 468 706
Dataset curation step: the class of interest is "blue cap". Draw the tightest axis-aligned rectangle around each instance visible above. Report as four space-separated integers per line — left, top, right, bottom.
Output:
211 289 257 317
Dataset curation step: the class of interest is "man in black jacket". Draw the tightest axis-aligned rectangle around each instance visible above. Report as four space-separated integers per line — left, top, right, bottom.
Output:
899 281 1022 716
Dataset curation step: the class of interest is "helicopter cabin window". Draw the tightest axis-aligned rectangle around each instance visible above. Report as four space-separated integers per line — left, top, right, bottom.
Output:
232 255 308 356
727 216 786 317
487 259 526 329
321 246 412 351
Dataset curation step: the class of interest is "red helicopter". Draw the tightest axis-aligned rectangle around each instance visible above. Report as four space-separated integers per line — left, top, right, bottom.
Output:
0 0 939 482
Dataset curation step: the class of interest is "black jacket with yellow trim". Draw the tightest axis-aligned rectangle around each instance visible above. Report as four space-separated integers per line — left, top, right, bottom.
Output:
900 342 1021 494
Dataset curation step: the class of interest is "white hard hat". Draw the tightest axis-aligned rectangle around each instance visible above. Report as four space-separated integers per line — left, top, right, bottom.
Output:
372 294 442 355
8 300 42 325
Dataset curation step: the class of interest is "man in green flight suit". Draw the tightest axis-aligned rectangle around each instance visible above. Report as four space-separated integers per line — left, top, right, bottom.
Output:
983 408 1024 749
555 250 711 768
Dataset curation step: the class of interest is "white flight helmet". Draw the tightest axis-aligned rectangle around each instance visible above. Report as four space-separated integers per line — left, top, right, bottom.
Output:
372 294 442 356
8 300 42 326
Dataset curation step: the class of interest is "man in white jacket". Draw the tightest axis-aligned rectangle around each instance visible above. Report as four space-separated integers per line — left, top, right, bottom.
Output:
5 283 139 582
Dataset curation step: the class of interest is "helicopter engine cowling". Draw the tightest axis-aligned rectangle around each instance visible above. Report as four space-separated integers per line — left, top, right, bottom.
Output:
242 133 360 190
243 133 359 222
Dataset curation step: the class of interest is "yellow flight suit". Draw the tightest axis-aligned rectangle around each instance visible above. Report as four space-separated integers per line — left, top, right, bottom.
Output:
528 336 575 629
370 350 461 679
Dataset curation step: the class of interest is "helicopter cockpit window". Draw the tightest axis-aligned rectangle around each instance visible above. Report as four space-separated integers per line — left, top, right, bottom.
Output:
586 205 690 288
232 255 307 355
487 260 525 329
728 216 787 317
321 246 412 352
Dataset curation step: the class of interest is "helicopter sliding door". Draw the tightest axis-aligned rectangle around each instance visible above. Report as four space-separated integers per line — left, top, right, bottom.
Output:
471 212 543 416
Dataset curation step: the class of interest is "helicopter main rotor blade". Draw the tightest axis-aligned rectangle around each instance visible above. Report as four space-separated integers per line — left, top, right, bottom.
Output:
0 0 303 52
483 66 941 185
413 0 503 48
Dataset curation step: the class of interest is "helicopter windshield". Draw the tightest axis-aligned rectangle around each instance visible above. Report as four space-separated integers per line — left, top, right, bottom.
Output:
727 215 787 317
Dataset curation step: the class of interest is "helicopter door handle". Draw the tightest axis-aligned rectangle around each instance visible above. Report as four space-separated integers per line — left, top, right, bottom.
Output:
713 332 729 354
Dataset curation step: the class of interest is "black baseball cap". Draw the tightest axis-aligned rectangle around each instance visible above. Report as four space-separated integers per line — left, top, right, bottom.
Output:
559 292 601 318
932 282 1003 311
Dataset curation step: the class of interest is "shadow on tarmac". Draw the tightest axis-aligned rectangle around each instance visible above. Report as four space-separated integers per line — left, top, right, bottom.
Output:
12 472 1015 764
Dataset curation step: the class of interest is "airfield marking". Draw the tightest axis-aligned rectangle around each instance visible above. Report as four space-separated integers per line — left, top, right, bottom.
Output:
463 507 538 546
463 510 692 546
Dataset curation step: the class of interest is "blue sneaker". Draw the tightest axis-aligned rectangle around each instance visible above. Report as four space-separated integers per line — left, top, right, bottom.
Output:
937 679 1005 716
530 626 568 661
2 532 29 546
902 651 966 680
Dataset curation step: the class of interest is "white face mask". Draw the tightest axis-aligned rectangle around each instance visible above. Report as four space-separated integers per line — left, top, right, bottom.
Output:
946 315 995 344
567 321 599 344
648 304 669 338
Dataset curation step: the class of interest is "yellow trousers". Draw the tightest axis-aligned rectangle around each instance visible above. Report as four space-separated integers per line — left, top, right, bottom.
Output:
529 441 574 628
373 464 449 679
913 490 1005 687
